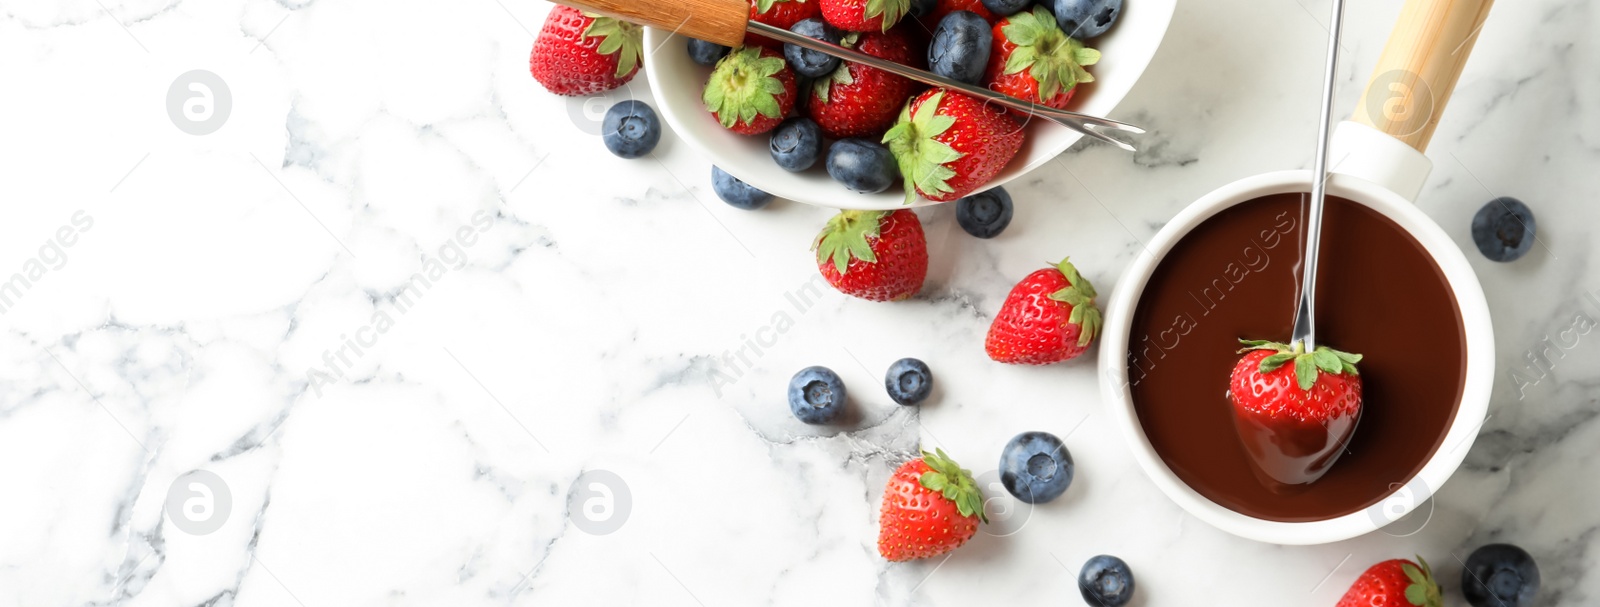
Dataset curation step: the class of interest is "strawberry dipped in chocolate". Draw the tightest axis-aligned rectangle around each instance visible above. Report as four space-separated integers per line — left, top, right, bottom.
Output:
1228 339 1364 489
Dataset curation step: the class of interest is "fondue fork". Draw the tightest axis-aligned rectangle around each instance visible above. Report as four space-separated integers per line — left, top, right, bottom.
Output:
1290 0 1349 352
550 0 1145 151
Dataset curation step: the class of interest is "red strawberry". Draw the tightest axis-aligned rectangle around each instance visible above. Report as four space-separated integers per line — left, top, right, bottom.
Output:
813 209 927 301
1228 339 1364 487
821 0 912 32
878 449 985 562
808 28 921 140
883 88 1023 202
529 6 643 97
984 6 1099 111
985 257 1102 365
747 0 824 48
1336 558 1442 607
703 47 798 136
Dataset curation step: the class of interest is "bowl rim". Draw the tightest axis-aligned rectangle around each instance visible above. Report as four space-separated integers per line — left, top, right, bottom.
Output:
640 0 1177 210
1096 170 1495 545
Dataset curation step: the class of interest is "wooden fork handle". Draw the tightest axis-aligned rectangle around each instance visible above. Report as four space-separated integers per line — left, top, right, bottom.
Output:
1352 0 1495 152
549 0 751 47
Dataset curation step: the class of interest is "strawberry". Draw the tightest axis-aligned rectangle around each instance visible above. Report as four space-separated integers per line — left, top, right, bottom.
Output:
529 6 643 97
878 449 985 562
1228 339 1363 487
813 209 927 301
883 88 1023 202
808 28 921 140
821 0 912 32
985 257 1102 365
703 46 798 136
983 6 1100 111
1336 557 1442 607
747 0 824 48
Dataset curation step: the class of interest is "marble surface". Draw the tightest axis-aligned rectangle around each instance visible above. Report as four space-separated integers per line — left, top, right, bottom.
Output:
2 0 1597 605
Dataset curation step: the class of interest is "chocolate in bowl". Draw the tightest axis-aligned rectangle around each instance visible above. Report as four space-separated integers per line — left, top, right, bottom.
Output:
1126 192 1467 522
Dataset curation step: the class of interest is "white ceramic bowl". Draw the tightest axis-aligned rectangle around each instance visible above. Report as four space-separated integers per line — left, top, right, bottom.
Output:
1097 140 1495 544
643 2 1175 209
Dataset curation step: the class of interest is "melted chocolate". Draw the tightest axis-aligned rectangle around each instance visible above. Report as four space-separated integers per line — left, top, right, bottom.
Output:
1127 193 1466 522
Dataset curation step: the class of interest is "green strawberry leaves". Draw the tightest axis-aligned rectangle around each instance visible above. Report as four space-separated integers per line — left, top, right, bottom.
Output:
1239 339 1363 391
1259 352 1296 371
864 0 911 31
703 47 789 129
999 7 1100 102
582 14 644 78
812 210 887 275
917 449 987 523
1046 257 1102 347
1313 349 1343 374
883 91 964 203
1402 557 1443 607
1294 355 1318 393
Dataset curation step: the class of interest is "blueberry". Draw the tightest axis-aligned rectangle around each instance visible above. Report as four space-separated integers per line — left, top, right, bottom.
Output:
826 139 898 194
999 431 1073 503
687 38 730 67
1079 555 1135 607
788 366 846 424
770 118 823 172
955 187 1013 238
981 0 1032 16
884 358 932 405
909 0 937 18
783 18 842 78
600 100 661 159
1462 544 1540 607
711 166 774 210
1470 197 1536 262
1051 0 1121 39
928 11 993 85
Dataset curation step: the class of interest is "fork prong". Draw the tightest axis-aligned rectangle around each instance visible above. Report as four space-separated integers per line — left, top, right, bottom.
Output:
1107 122 1147 135
1032 106 1146 134
1044 114 1138 152
1074 125 1138 152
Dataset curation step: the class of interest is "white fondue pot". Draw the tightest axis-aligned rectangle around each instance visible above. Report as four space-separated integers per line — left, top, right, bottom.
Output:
1099 0 1497 545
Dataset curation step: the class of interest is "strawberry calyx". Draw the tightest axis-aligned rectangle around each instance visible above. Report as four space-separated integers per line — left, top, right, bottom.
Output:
883 90 964 203
999 7 1100 102
581 13 644 78
1402 556 1443 607
917 449 987 523
812 33 860 103
1046 257 1101 347
1237 339 1363 392
703 47 789 129
813 210 887 274
864 0 912 31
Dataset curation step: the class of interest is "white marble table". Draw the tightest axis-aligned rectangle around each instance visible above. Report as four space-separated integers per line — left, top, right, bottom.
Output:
2 0 1597 604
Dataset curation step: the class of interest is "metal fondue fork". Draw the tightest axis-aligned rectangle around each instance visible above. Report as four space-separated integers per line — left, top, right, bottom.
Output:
1290 0 1349 352
747 21 1144 152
